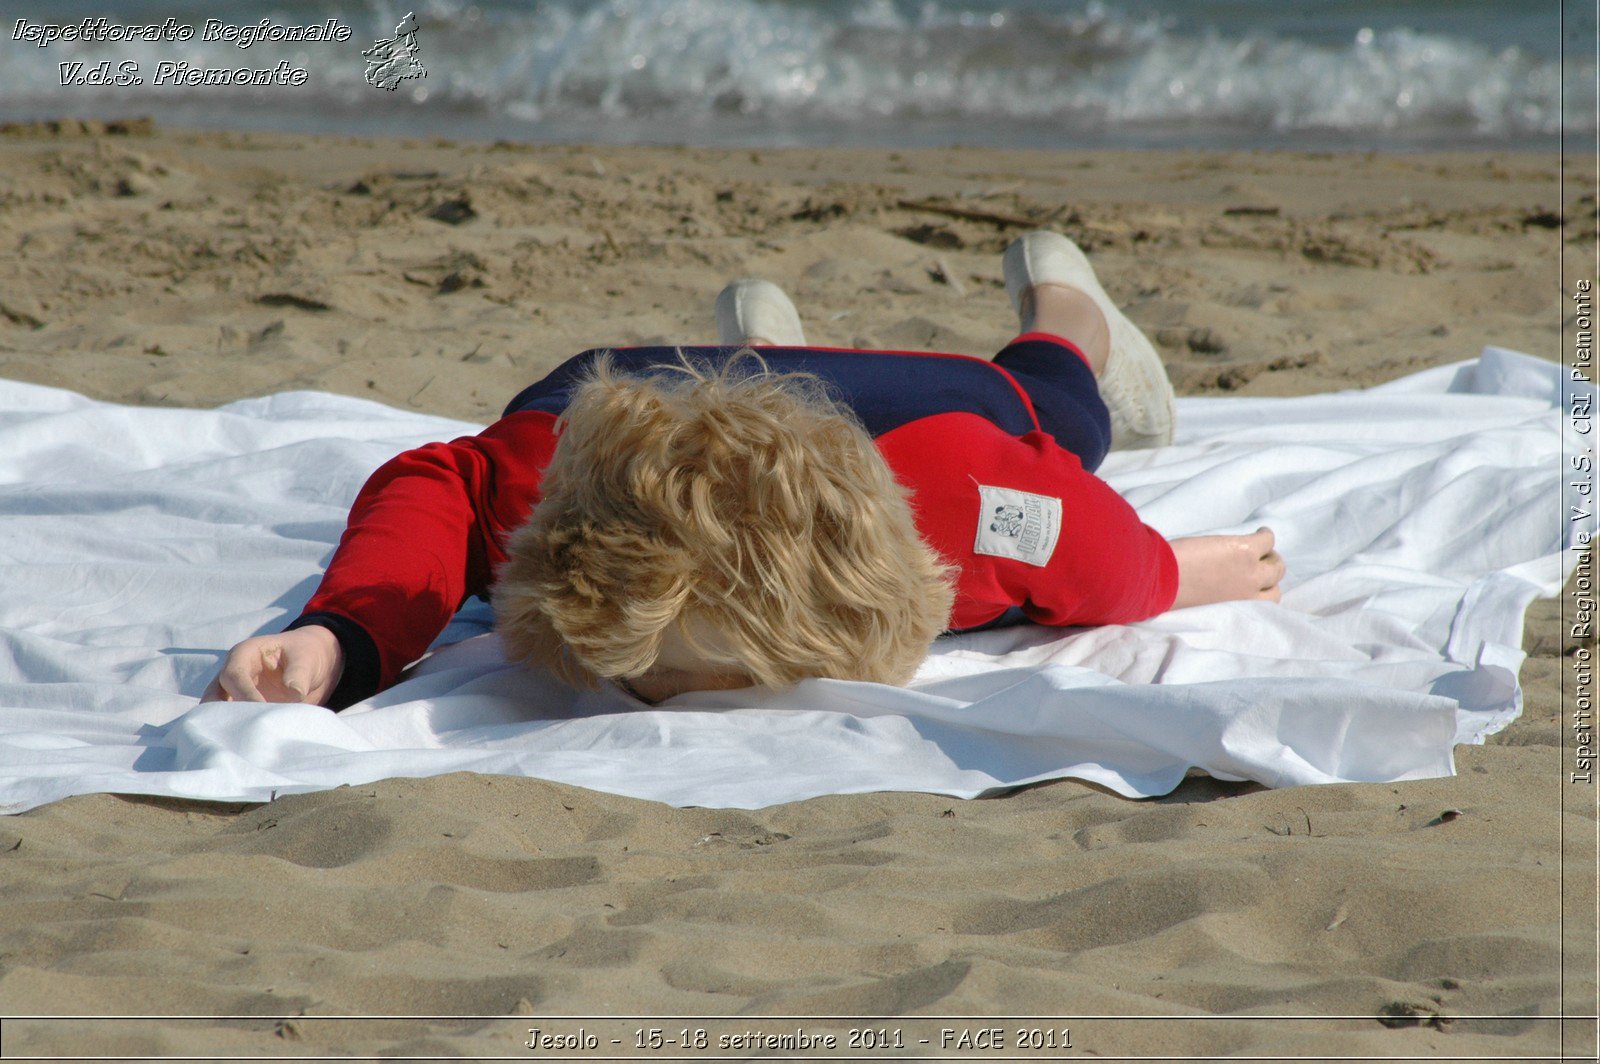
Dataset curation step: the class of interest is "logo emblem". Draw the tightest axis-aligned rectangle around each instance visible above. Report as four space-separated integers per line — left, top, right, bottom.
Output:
989 504 1025 538
363 12 426 91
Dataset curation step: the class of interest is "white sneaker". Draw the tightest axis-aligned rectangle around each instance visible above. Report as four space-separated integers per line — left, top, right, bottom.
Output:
714 278 806 347
1002 230 1174 449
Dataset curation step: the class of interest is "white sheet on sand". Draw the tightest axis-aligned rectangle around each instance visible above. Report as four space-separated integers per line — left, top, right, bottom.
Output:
0 347 1586 814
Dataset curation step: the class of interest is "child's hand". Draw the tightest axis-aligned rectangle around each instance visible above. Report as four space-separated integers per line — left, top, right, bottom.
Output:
202 626 344 705
1169 527 1285 609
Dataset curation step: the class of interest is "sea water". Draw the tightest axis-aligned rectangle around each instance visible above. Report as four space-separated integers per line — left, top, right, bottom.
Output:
0 0 1588 150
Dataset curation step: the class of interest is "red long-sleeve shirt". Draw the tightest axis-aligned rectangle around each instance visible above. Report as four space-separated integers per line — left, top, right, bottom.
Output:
293 344 1178 704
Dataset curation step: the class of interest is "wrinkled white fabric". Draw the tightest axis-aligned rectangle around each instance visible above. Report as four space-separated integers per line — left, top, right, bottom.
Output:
0 347 1583 813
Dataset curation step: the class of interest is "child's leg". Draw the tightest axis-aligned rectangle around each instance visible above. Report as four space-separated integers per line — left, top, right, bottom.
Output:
1000 278 1117 461
991 331 1113 472
1019 284 1109 376
1002 231 1174 450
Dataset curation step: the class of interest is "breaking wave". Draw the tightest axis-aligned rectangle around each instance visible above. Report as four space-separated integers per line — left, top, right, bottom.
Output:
0 0 1585 148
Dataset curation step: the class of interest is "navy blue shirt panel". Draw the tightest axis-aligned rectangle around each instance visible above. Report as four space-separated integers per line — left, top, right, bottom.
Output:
502 345 1039 440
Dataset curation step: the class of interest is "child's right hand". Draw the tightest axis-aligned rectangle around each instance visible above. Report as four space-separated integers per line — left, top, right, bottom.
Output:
1169 527 1285 609
202 625 345 705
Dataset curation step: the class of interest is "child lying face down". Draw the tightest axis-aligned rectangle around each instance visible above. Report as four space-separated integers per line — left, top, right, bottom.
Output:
204 231 1284 708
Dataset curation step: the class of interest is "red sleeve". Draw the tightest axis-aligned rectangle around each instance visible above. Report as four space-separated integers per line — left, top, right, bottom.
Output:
875 413 1178 629
298 410 560 693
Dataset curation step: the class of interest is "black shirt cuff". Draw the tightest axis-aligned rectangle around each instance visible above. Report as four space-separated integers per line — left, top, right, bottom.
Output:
285 612 382 711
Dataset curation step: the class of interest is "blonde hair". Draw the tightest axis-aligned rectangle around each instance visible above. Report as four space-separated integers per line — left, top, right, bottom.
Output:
494 352 955 689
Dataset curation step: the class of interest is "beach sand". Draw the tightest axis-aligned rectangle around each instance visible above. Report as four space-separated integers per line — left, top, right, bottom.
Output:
0 124 1592 1059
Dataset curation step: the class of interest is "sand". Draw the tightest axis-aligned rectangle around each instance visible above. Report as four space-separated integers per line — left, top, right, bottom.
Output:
0 123 1593 1059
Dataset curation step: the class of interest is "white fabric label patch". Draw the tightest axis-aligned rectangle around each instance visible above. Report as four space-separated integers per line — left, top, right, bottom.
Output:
973 484 1062 567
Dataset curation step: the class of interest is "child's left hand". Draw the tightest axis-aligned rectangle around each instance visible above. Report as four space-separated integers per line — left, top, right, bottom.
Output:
1169 527 1285 609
